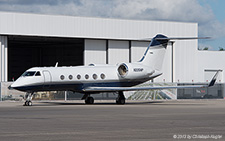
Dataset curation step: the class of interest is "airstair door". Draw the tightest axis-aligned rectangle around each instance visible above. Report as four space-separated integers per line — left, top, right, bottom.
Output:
43 70 52 83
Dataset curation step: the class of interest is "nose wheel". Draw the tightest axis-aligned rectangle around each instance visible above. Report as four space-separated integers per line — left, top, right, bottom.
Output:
24 100 32 106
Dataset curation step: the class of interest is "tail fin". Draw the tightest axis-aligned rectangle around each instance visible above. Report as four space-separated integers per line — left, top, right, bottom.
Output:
139 34 169 71
138 34 209 71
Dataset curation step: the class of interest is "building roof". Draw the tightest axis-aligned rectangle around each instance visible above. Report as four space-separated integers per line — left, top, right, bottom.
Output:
0 12 197 40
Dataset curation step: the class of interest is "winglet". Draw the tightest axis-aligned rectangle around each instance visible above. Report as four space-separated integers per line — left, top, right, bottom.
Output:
208 70 222 87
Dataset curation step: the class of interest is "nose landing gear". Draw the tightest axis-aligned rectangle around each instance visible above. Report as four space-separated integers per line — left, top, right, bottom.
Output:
23 92 34 106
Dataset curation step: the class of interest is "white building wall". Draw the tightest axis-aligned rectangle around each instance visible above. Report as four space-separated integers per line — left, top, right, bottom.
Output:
84 39 106 65
172 24 198 83
131 41 149 62
197 51 225 83
0 12 197 41
108 40 129 65
0 36 8 81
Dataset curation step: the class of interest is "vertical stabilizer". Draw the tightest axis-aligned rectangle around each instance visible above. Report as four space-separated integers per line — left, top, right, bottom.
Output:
139 34 169 71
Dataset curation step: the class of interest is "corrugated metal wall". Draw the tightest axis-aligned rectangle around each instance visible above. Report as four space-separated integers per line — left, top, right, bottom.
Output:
84 39 106 65
108 40 129 65
131 41 149 62
0 12 197 40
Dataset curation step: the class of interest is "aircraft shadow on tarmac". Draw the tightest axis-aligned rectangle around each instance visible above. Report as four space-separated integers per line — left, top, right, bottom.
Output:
28 101 205 106
30 101 164 106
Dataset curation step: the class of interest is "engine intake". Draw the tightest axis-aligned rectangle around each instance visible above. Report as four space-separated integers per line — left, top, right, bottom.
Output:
118 63 128 77
117 63 155 79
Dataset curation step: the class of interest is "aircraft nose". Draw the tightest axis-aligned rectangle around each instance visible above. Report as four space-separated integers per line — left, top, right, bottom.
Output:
8 85 12 90
9 81 21 90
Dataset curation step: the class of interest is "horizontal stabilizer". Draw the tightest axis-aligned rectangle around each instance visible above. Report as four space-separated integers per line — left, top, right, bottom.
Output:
138 37 210 42
156 37 210 40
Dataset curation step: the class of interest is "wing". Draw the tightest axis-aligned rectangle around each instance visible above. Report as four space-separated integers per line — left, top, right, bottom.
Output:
83 70 221 92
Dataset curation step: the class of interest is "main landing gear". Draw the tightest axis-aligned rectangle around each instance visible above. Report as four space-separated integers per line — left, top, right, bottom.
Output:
23 92 34 106
82 94 94 104
82 91 126 105
116 91 126 105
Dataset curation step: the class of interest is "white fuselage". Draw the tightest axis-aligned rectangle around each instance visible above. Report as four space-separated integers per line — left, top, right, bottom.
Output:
10 34 170 94
10 63 161 93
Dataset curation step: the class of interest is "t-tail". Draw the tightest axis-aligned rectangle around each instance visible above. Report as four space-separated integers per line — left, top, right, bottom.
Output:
138 34 210 71
139 34 169 71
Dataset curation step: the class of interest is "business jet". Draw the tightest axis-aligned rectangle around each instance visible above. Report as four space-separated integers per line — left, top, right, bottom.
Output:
9 34 218 106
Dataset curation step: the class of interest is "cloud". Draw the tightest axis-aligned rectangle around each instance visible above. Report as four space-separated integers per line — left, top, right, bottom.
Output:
0 0 224 39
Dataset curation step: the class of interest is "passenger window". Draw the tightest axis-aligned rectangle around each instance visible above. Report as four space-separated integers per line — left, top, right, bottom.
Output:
100 73 105 79
35 71 41 76
77 74 81 79
69 75 73 80
93 74 97 80
85 74 89 79
60 75 65 80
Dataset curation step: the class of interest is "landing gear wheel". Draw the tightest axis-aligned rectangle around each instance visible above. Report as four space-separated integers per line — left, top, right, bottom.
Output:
23 101 28 106
28 101 32 106
85 97 94 104
116 98 125 105
116 91 126 105
23 101 32 106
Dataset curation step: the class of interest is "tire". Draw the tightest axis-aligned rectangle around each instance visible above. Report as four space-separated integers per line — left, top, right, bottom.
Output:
28 101 32 106
85 97 94 104
116 98 125 105
23 101 28 106
89 97 94 104
120 98 125 105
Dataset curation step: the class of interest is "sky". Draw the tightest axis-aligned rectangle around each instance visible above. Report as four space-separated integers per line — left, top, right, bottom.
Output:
0 0 224 50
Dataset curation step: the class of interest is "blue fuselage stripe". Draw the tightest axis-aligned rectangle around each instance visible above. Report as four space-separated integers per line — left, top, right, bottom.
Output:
12 80 148 93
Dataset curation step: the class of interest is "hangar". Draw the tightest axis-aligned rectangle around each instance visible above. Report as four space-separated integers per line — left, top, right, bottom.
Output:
0 12 198 82
0 12 224 100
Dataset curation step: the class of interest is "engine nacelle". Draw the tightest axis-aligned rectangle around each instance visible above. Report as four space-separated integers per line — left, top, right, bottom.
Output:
117 63 154 79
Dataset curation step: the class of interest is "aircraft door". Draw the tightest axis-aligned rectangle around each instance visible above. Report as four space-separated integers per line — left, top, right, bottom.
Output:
43 70 52 83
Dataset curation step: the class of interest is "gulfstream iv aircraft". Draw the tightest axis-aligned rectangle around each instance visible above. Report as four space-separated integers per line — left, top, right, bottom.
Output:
9 34 218 106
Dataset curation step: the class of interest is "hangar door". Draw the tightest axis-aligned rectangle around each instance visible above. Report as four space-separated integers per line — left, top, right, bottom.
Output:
8 36 84 80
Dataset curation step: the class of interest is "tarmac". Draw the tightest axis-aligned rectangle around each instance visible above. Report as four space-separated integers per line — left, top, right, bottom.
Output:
0 99 225 141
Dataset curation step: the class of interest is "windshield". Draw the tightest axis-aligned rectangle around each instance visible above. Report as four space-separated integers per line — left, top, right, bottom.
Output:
22 71 36 77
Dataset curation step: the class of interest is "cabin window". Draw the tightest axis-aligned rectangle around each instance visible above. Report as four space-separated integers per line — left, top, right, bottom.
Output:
85 74 89 79
69 75 73 80
22 71 36 77
93 74 97 80
77 74 81 80
60 75 65 80
100 73 105 79
35 71 41 76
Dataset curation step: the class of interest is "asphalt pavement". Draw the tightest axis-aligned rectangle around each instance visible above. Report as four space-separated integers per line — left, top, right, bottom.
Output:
0 100 224 141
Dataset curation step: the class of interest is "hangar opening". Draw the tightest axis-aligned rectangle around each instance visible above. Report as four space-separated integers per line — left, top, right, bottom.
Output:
8 36 84 80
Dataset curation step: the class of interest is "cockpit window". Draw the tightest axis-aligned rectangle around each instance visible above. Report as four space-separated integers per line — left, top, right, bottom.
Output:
35 71 41 76
22 71 36 77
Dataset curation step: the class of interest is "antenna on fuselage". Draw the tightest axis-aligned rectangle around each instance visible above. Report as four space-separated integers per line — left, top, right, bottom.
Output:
55 62 58 67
